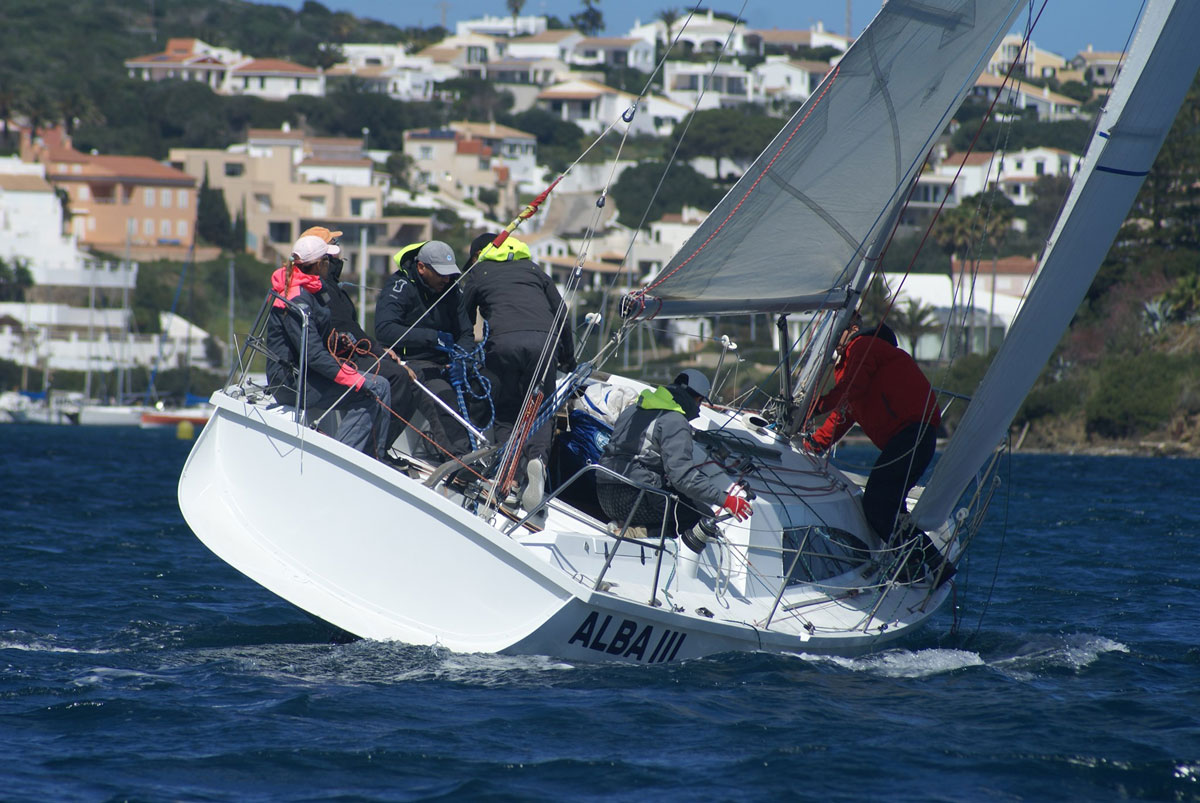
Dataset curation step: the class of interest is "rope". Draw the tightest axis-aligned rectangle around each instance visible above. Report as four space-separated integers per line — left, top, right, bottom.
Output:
445 321 494 449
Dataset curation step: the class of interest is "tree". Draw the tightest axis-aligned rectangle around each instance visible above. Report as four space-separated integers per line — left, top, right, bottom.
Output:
506 0 526 31
609 161 722 228
658 7 680 47
890 297 939 354
196 168 234 251
670 107 779 180
477 187 500 219
571 0 604 36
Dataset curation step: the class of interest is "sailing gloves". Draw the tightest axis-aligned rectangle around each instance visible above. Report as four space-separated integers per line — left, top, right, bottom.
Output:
435 331 456 354
722 482 754 522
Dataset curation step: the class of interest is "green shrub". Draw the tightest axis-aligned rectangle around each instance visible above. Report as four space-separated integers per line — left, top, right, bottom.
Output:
1084 352 1197 438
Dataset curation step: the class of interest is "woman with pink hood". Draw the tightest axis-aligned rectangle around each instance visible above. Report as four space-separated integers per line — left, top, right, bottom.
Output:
264 234 391 458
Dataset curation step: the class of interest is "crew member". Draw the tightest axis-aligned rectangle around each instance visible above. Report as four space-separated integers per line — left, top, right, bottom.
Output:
804 320 951 583
374 240 477 457
597 370 752 552
265 234 390 458
461 232 576 511
299 226 450 457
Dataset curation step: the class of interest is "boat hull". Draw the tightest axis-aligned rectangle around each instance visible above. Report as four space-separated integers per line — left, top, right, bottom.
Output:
179 392 953 663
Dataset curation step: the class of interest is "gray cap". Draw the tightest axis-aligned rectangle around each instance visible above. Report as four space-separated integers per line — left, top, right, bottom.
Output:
416 240 460 276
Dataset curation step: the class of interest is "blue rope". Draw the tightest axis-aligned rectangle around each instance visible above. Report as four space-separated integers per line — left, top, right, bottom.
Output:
448 320 493 449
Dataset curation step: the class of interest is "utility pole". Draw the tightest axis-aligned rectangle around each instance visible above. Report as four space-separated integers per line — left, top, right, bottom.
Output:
435 1 451 30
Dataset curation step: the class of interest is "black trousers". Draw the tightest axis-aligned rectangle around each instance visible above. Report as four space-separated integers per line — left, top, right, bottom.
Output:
862 421 937 542
405 359 478 459
485 331 557 465
596 481 709 538
350 352 449 454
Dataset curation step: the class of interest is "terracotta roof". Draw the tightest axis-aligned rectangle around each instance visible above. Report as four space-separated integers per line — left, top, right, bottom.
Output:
578 37 640 48
538 80 625 101
52 154 195 185
952 254 1037 275
451 120 536 141
749 29 813 45
165 38 197 54
541 254 622 274
0 173 53 192
247 128 305 141
516 30 581 43
232 59 317 75
299 158 372 168
456 139 492 157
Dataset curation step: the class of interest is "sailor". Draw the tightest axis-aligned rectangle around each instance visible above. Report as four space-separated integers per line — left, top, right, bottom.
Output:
803 320 951 582
596 369 753 552
461 232 576 511
265 234 391 459
374 240 478 457
298 226 450 457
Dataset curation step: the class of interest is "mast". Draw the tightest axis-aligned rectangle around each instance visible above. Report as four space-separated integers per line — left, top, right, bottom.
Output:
913 0 1200 530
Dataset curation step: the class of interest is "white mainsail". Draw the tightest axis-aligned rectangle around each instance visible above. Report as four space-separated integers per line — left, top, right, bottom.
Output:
913 0 1200 530
624 0 1029 319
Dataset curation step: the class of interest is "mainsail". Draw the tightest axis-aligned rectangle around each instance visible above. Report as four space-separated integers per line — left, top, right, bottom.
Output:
913 0 1200 530
623 0 1029 319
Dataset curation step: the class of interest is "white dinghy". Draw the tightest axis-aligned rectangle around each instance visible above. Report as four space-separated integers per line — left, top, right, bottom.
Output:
178 0 1200 664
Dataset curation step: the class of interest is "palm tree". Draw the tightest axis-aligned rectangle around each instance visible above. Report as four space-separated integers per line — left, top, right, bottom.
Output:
890 297 939 356
658 7 681 48
506 0 526 33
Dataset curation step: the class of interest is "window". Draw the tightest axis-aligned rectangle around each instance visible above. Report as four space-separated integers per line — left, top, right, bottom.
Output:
143 219 154 235
145 188 155 207
161 190 172 209
1035 161 1045 175
78 186 90 201
296 78 302 90
419 145 433 160
178 190 188 208
259 77 266 89
268 222 292 243
177 221 188 238
224 162 244 177
160 219 171 237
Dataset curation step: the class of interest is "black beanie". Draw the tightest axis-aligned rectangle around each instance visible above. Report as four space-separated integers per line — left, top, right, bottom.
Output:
857 323 898 347
470 232 500 259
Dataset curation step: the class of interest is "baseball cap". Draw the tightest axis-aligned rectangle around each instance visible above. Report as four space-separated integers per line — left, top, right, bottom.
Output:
300 225 344 243
291 234 341 265
416 240 461 276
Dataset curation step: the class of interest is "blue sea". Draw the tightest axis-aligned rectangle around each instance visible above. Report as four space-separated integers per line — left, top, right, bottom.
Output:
2 425 1197 802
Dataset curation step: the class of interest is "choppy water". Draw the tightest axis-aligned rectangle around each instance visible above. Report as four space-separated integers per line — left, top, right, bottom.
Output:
2 425 1198 801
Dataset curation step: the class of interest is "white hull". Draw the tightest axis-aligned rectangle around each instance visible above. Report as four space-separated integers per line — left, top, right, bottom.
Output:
78 404 146 427
179 390 957 663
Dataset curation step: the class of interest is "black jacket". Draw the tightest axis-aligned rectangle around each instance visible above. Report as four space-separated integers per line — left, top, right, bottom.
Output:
265 277 354 407
374 265 473 363
461 254 575 365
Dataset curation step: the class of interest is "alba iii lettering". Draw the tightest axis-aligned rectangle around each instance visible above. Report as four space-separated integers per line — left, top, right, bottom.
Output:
567 611 687 663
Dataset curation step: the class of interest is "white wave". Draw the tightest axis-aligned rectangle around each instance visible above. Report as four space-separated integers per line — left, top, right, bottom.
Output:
0 632 117 655
792 647 986 678
991 634 1128 678
71 666 169 687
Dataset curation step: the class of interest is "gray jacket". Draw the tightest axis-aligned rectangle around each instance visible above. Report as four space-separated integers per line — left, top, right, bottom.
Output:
598 385 731 507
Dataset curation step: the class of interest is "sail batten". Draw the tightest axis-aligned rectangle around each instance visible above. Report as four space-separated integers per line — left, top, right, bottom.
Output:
624 0 1029 320
913 0 1200 530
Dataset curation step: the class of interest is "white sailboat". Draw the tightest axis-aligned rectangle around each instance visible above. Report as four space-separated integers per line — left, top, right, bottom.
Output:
177 0 1200 663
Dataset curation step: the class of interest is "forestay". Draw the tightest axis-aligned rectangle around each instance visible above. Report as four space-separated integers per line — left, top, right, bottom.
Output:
913 0 1200 530
623 0 1028 319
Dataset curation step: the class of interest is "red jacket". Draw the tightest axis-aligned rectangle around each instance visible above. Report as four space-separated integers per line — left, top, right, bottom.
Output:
811 333 940 451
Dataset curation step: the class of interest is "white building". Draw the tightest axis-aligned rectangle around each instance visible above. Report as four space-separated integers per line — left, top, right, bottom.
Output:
507 29 585 62
972 73 1082 122
456 14 547 39
662 61 753 109
753 56 830 106
228 59 325 100
536 79 655 135
932 146 1081 206
327 44 436 101
628 10 752 56
569 37 655 73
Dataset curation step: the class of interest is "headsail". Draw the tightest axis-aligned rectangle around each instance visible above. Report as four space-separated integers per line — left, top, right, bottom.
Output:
623 0 1029 320
913 0 1200 530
